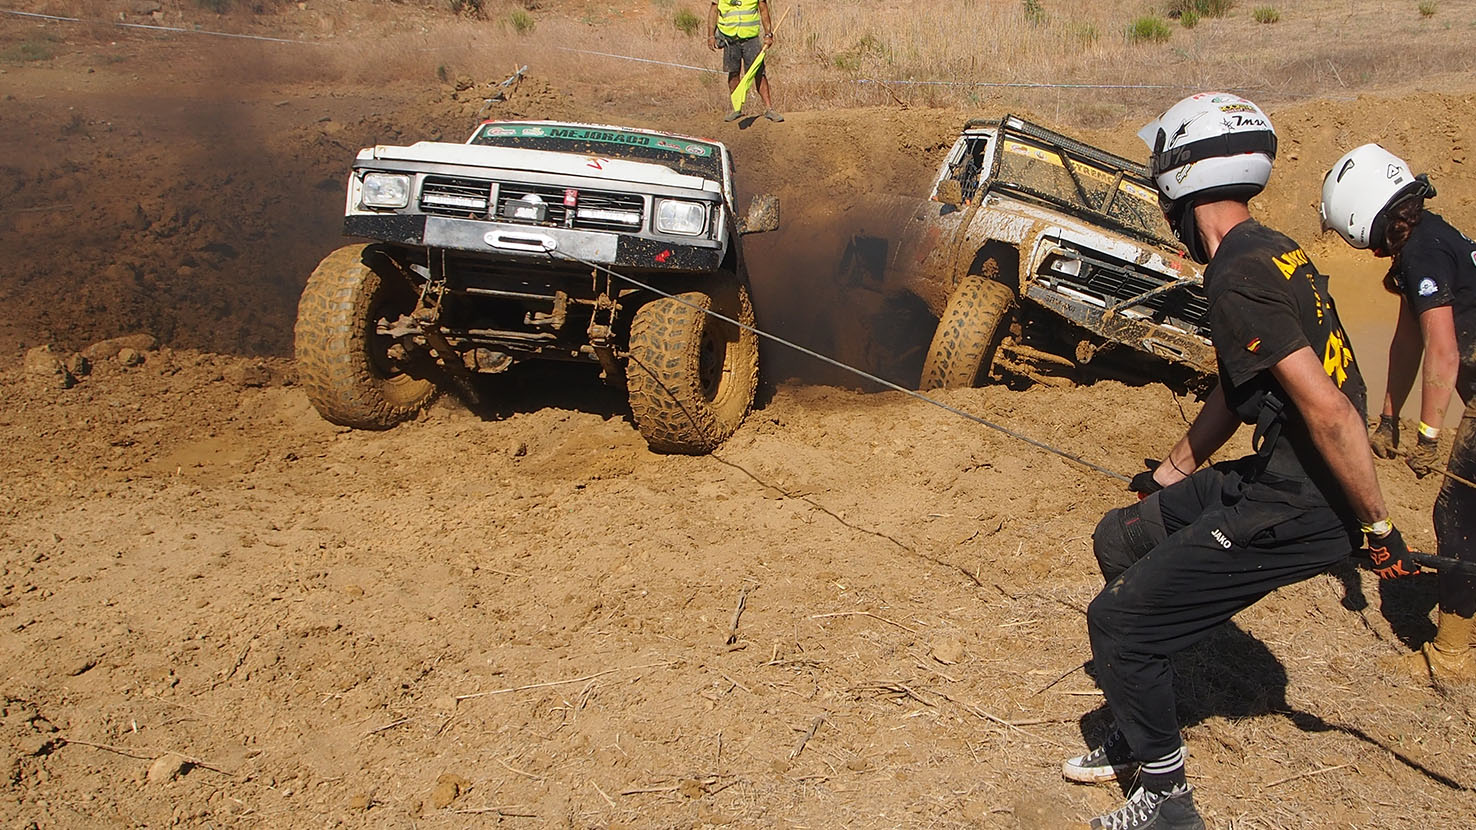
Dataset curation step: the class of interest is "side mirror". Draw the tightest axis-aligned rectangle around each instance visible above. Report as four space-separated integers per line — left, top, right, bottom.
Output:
739 194 780 234
935 179 964 207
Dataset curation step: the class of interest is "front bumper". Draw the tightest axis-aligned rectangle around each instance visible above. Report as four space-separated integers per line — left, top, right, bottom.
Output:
344 214 725 273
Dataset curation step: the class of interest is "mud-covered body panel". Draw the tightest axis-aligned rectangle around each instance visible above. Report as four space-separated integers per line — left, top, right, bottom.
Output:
856 115 1216 385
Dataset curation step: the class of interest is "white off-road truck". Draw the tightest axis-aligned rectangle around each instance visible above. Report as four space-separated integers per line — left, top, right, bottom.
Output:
295 121 779 454
841 115 1214 391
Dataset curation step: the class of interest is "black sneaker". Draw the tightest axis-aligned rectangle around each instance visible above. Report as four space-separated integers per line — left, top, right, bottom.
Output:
1063 729 1136 783
1084 785 1205 830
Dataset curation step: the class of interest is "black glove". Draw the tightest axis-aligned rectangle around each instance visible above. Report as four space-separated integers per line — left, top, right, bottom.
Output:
1369 414 1399 459
1366 524 1421 579
1129 458 1162 498
1405 434 1440 479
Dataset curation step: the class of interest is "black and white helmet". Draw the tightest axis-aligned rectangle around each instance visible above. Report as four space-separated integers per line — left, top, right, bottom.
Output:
1320 143 1435 251
1137 92 1278 261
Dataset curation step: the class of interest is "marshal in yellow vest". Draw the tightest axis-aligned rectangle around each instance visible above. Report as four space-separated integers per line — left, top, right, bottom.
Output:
717 0 762 38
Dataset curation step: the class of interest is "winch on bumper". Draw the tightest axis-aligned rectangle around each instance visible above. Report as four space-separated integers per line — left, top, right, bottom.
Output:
342 214 726 273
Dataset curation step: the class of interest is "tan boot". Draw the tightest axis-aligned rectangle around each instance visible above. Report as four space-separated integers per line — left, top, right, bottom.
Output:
1387 612 1476 684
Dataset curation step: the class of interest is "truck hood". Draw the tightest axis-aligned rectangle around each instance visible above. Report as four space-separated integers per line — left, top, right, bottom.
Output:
366 142 718 192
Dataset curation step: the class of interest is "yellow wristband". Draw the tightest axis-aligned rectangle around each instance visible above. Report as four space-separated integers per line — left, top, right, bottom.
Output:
1361 518 1393 536
1418 421 1440 440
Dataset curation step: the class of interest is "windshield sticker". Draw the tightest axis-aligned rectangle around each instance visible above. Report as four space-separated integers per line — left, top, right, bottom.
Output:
480 124 713 157
1002 140 1157 202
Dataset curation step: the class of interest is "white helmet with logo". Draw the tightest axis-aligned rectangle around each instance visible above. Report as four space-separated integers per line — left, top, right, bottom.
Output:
1138 92 1278 262
1319 143 1434 251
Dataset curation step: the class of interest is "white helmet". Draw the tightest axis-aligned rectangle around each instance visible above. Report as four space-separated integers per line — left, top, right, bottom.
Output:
1138 92 1277 203
1138 92 1277 262
1319 143 1434 250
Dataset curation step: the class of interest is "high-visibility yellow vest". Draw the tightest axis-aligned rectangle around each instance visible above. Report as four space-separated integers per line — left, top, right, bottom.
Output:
716 0 762 38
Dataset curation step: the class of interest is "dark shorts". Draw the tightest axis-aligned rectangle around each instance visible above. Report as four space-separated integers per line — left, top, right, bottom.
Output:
722 35 763 75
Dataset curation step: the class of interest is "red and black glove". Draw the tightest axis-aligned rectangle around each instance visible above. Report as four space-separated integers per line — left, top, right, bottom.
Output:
1366 524 1421 580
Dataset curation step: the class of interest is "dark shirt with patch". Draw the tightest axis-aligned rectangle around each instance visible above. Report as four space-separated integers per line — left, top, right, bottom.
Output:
1389 211 1476 401
1204 220 1367 500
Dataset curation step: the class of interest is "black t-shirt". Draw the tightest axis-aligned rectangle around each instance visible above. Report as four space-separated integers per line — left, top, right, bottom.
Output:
1204 220 1368 480
1388 211 1476 401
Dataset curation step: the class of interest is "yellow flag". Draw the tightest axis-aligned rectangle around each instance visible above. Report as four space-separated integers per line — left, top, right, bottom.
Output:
729 49 767 113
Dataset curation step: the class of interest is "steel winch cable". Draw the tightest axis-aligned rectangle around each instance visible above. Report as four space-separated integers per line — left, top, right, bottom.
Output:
544 248 1476 575
544 248 1131 483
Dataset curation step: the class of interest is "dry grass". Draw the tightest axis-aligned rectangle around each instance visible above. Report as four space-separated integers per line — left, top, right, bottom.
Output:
11 0 1476 128
360 0 1476 123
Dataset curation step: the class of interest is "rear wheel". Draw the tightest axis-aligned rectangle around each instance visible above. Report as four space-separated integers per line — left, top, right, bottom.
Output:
919 272 1015 390
626 279 758 454
294 244 437 429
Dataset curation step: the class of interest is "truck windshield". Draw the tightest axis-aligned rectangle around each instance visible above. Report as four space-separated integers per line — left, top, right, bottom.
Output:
470 123 723 180
994 134 1177 249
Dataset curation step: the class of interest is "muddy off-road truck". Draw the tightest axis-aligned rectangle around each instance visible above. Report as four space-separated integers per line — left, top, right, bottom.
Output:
843 115 1213 391
295 121 779 454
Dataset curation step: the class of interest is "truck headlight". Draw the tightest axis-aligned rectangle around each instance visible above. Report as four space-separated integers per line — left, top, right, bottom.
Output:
655 199 708 236
361 173 411 209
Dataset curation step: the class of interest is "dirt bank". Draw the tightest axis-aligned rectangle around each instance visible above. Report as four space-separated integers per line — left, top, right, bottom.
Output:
1 3 1474 828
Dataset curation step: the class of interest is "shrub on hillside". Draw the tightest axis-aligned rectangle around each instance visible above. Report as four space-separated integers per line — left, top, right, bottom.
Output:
1023 0 1047 26
510 9 536 32
1252 6 1279 23
1166 0 1233 17
673 8 703 35
1128 16 1172 43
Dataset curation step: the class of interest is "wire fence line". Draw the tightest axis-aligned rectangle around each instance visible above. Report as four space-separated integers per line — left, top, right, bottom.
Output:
1 8 320 44
2 9 1201 91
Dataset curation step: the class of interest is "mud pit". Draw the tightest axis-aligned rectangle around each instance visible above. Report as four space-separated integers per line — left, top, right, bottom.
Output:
2 3 1476 828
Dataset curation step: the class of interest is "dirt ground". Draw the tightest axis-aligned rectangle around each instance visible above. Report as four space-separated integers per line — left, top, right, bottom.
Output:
2 2 1474 828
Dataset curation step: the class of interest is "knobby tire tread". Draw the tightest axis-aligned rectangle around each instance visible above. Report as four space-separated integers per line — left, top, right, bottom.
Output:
294 244 437 429
919 274 1015 390
626 282 758 454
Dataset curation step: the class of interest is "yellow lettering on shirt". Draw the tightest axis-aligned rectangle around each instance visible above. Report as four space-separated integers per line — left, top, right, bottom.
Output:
1272 247 1309 280
1322 329 1351 387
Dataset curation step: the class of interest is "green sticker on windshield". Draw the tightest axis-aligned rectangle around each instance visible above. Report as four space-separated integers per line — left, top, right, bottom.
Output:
479 124 713 157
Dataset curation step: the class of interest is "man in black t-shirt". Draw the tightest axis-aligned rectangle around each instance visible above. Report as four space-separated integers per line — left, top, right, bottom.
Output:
1322 144 1475 683
1059 94 1418 830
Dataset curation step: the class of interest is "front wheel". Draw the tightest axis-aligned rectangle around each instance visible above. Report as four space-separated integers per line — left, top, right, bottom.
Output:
626 279 758 454
294 244 437 429
919 273 1015 390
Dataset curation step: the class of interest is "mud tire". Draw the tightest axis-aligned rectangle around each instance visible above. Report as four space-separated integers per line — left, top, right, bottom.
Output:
294 244 437 429
626 279 758 454
919 273 1015 390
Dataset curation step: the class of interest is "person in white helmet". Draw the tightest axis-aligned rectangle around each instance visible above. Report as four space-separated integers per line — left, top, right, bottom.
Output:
1321 144 1475 684
1064 93 1417 830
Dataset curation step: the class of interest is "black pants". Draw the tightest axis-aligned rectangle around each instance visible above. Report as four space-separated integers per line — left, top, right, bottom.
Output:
1087 460 1359 762
1436 399 1476 617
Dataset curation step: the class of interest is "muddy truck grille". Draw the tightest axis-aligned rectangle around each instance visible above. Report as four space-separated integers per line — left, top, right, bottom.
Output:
1043 249 1211 335
419 176 647 232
